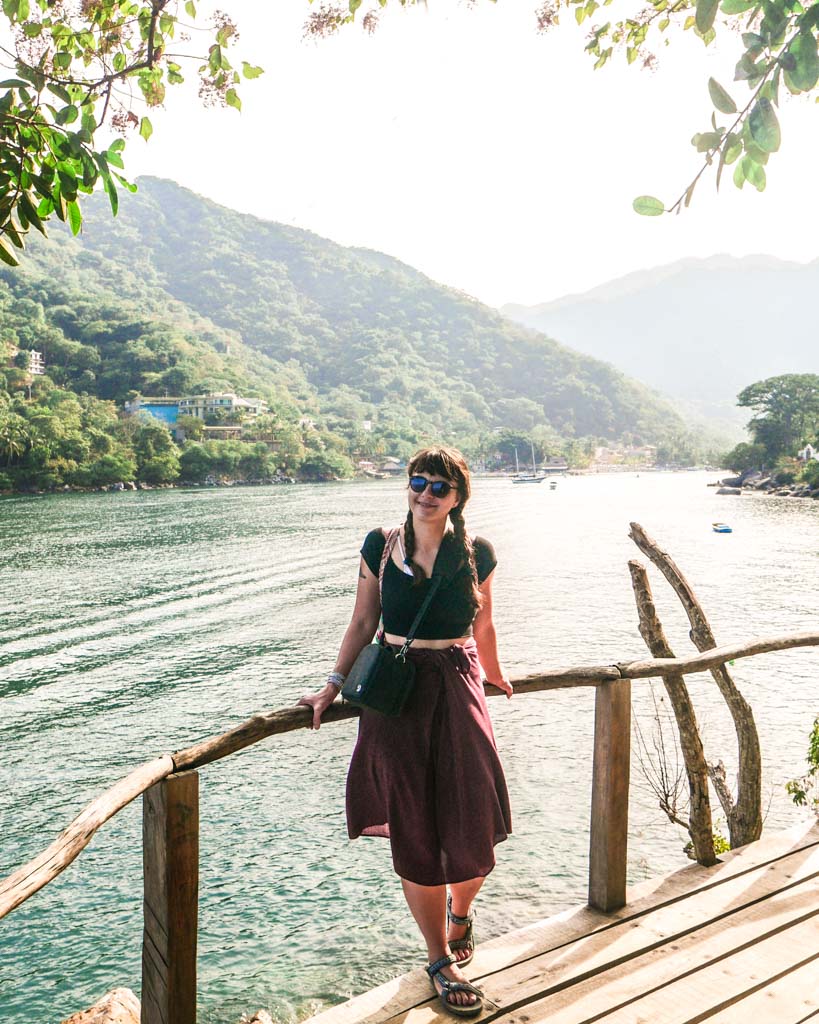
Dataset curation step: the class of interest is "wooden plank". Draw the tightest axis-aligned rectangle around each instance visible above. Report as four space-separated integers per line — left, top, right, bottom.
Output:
380 838 819 1024
583 915 819 1023
302 821 819 1024
589 678 631 912
705 955 819 1023
494 873 819 1024
141 772 199 1024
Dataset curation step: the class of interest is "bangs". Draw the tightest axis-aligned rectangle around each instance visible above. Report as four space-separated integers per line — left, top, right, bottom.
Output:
410 450 457 480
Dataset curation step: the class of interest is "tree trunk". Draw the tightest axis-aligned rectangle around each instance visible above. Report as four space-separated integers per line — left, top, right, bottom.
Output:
629 560 717 865
629 522 762 847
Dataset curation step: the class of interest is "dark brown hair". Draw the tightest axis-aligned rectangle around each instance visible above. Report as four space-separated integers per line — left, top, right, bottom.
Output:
403 446 482 614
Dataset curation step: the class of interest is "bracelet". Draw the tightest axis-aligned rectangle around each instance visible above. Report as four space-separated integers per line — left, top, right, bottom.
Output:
326 672 346 690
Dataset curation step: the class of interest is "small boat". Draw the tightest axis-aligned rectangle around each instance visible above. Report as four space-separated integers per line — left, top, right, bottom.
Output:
511 443 545 484
712 523 733 533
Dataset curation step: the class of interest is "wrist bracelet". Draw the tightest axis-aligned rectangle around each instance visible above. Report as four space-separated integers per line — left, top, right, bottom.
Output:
327 672 346 690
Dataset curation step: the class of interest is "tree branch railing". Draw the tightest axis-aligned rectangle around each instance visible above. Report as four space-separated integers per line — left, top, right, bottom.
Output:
2 629 818 1024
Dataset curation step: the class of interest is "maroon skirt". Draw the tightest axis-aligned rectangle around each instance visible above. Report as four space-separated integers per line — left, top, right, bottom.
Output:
346 639 512 886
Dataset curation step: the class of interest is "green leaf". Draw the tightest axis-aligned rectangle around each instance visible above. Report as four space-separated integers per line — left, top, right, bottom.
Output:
52 51 72 70
696 0 719 32
721 0 756 11
17 0 28 17
185 0 196 15
241 62 264 79
54 103 78 125
225 87 241 111
66 198 81 235
19 191 46 234
748 97 780 152
723 133 743 163
104 175 118 215
691 130 723 152
741 155 767 190
632 195 665 216
349 0 362 11
708 77 738 113
784 31 819 92
139 116 153 141
113 52 126 73
0 236 20 267
46 82 71 103
733 159 746 188
23 21 41 37
109 138 126 153
208 44 222 74
742 31 765 51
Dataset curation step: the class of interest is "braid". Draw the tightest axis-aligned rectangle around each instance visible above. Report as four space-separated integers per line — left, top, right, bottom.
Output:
449 506 482 613
403 509 425 587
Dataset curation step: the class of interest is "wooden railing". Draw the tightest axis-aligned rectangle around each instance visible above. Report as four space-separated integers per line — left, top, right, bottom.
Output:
2 630 819 1024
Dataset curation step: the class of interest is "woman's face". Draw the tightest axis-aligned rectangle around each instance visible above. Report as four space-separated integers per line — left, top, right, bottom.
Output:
407 470 461 524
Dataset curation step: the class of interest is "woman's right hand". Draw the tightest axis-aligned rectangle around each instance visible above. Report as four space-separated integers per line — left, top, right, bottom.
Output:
297 684 339 731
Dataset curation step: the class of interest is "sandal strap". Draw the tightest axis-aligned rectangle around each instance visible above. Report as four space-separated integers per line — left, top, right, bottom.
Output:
427 954 457 976
447 894 475 927
439 979 485 999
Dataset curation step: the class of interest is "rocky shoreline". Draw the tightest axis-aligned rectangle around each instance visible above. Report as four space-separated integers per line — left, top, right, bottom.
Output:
60 988 272 1024
712 470 819 500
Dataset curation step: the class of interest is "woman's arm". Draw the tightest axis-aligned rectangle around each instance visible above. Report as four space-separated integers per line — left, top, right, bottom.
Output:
297 556 382 729
473 570 513 699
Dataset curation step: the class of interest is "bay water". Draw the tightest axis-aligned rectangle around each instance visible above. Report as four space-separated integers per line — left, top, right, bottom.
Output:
1 474 817 1024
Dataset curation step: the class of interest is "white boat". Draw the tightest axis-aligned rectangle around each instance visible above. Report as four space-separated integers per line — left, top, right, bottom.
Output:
548 478 558 490
512 443 545 484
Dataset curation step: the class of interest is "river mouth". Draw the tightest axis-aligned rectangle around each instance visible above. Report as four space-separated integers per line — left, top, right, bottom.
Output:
2 473 817 1024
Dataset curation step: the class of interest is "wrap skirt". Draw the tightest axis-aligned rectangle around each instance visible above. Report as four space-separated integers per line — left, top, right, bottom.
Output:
346 639 512 886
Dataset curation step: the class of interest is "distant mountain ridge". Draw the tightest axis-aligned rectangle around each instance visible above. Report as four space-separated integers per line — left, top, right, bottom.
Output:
502 254 819 422
5 176 690 450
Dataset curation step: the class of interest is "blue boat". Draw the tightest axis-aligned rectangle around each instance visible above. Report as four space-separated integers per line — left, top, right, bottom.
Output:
712 522 733 533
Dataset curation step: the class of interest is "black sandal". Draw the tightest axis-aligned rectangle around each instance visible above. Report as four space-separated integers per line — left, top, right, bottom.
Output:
447 893 476 966
426 954 485 1018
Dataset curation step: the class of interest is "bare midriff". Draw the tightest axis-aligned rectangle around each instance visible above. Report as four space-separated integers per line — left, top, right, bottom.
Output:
383 633 472 649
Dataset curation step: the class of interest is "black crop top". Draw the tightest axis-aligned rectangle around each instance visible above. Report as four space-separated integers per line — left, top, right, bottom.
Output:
360 529 497 640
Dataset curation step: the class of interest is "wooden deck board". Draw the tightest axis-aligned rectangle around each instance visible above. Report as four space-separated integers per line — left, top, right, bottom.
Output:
305 820 819 1024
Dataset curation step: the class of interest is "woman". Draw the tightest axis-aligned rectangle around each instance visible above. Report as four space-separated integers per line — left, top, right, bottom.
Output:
298 447 512 1017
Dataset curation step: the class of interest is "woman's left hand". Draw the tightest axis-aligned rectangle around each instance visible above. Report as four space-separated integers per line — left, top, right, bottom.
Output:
485 677 513 700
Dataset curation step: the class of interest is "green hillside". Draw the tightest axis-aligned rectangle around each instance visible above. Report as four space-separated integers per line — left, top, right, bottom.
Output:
0 177 698 490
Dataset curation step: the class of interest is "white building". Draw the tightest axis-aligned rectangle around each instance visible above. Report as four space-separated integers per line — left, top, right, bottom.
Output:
178 393 267 421
797 444 819 462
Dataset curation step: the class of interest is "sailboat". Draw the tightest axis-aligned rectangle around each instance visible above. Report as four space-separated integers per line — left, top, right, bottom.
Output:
512 444 545 484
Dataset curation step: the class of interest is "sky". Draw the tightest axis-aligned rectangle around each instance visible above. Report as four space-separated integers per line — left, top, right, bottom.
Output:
115 0 819 307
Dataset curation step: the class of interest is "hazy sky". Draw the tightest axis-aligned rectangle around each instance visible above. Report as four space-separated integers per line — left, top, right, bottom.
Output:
120 0 819 307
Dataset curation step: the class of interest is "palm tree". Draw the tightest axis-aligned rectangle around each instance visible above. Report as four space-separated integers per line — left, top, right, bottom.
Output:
0 414 30 467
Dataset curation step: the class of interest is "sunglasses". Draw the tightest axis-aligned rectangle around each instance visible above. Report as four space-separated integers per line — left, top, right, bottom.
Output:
408 475 456 498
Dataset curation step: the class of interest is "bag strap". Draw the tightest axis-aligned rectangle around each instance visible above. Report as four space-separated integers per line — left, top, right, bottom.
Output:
398 575 443 660
378 527 400 595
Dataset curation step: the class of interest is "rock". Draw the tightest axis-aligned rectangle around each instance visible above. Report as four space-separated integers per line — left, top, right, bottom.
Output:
719 475 744 487
242 1012 274 1024
60 988 140 1024
716 487 743 495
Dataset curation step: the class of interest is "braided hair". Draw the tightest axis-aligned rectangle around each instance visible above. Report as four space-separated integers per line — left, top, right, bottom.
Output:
403 446 482 616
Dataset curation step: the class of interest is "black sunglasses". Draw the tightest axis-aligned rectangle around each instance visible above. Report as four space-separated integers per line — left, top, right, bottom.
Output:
409 475 455 498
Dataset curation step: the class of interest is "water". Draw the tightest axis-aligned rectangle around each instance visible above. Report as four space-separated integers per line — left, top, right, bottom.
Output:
1 474 817 1024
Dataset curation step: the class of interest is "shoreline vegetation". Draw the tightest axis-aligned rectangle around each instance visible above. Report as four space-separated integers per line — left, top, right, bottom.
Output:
0 464 728 498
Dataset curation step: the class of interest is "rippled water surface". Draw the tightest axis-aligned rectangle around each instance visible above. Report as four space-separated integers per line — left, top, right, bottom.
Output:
1 475 817 1024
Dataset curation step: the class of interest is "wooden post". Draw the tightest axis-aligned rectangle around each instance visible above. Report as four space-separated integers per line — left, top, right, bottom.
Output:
142 772 199 1024
588 679 631 913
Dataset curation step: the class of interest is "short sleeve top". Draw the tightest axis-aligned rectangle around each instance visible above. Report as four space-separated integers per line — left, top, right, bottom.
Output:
360 529 497 640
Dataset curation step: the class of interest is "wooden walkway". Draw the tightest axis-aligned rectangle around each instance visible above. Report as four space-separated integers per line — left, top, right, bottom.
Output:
307 820 819 1024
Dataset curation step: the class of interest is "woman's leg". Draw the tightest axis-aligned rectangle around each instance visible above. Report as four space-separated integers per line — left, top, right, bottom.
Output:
448 876 486 962
401 878 477 1008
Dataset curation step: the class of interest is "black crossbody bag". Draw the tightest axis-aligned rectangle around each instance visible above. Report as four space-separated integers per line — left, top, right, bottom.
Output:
342 528 443 717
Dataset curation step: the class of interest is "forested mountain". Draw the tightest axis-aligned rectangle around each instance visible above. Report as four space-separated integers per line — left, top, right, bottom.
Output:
502 255 819 423
2 176 687 453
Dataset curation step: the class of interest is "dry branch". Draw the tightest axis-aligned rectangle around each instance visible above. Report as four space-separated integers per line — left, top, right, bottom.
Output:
629 522 763 847
629 560 716 865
